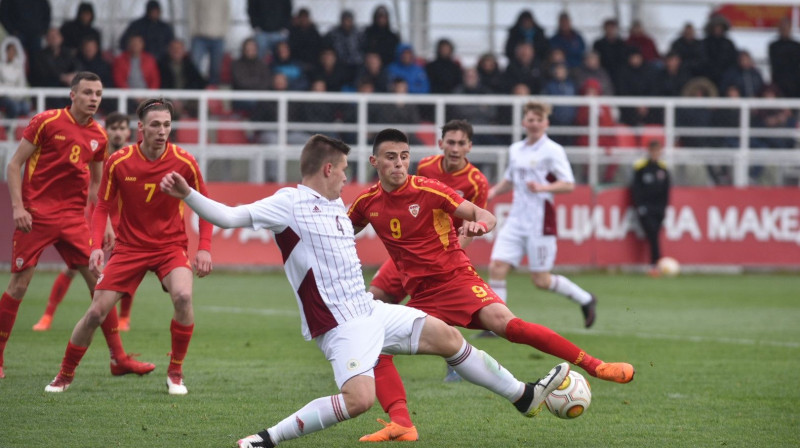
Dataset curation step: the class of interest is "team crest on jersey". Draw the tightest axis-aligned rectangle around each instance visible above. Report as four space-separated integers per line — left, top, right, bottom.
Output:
90 140 99 151
15 257 23 269
408 204 420 217
347 359 360 370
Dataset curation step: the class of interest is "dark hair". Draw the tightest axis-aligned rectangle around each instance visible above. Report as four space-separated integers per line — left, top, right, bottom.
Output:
372 128 408 155
441 119 473 140
300 134 351 176
70 71 101 89
136 97 174 121
105 112 129 128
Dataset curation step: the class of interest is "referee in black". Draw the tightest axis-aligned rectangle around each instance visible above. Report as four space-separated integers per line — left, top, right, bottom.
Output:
631 140 671 275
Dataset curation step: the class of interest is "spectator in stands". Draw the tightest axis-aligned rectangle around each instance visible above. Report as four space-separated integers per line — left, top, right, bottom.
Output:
59 2 101 54
543 63 577 144
309 46 350 92
288 8 323 70
504 10 549 63
476 52 505 94
575 78 617 149
118 0 175 60
676 77 717 150
503 42 544 94
112 34 160 90
700 13 737 89
247 0 292 60
626 20 660 65
270 40 307 91
669 23 705 77
548 12 586 69
653 51 690 97
592 18 629 89
707 84 741 185
386 43 429 94
571 50 614 96
158 39 207 90
325 10 363 84
369 78 422 143
0 0 50 59
29 28 78 89
750 84 797 150
450 67 501 145
355 51 389 92
720 50 763 98
426 38 462 94
615 47 657 126
0 35 30 118
187 0 229 86
362 5 400 68
768 18 800 98
75 35 114 113
231 37 271 119
542 47 568 82
75 36 112 86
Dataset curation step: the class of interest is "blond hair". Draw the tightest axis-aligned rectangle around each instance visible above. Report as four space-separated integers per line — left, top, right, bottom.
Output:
523 101 552 117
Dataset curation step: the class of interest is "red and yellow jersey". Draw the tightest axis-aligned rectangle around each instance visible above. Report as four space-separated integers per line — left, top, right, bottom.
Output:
416 155 489 230
91 142 212 252
348 175 470 293
21 107 107 216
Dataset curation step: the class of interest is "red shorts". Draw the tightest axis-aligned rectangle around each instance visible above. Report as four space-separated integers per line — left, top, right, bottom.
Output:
96 245 191 298
405 265 505 329
370 259 407 304
11 214 90 273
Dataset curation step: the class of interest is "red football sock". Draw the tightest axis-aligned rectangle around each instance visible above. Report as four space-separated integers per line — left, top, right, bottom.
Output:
505 318 602 377
169 320 194 374
99 305 126 361
374 354 413 427
44 272 72 317
59 341 89 378
119 295 132 319
0 292 22 366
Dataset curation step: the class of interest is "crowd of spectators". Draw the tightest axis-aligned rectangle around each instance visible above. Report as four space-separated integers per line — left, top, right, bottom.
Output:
0 1 798 183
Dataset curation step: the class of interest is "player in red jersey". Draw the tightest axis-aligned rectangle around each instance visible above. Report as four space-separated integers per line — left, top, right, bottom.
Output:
349 129 635 441
45 98 213 395
32 112 136 331
0 72 152 380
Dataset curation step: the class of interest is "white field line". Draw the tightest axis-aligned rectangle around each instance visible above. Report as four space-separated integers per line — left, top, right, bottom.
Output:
200 305 800 349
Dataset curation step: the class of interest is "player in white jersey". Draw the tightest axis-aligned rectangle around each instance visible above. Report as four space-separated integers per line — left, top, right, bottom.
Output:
488 101 598 328
159 134 569 448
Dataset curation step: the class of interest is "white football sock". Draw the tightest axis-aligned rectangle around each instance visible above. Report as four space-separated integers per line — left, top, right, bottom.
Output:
268 394 350 443
549 274 592 305
446 339 525 402
488 279 507 304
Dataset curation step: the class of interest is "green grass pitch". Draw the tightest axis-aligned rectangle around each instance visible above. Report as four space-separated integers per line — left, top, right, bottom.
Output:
0 270 798 447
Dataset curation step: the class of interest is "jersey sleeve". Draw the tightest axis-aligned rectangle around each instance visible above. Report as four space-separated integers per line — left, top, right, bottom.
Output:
347 187 375 228
470 169 490 208
22 110 57 146
245 189 292 233
550 146 576 183
91 157 117 250
416 177 464 213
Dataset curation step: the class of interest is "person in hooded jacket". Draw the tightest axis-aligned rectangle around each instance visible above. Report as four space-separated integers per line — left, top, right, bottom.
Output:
386 43 429 94
504 10 549 63
0 36 30 118
362 6 399 68
59 2 101 54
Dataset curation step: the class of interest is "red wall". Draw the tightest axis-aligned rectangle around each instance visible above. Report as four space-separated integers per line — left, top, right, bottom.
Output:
2 183 799 268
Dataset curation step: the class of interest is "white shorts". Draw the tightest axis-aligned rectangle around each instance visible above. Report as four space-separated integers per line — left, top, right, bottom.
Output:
316 301 427 389
490 228 558 273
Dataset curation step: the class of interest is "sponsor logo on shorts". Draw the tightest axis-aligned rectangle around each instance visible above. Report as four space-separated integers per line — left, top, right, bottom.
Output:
90 140 99 151
347 359 360 370
408 204 420 217
15 257 23 269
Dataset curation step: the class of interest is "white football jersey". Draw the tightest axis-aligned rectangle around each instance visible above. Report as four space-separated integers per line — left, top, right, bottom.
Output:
503 134 574 236
245 185 375 340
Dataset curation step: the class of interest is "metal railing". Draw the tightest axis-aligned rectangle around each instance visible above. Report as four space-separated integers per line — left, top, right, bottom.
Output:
1 87 798 187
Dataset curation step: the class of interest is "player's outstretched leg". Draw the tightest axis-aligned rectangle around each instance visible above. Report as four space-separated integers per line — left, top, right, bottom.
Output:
360 354 418 442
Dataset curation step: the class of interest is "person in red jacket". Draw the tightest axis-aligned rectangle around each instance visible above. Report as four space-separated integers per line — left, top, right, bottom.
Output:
113 34 160 89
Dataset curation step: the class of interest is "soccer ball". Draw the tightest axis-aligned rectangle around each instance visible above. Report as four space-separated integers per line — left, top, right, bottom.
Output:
657 256 680 277
545 371 591 419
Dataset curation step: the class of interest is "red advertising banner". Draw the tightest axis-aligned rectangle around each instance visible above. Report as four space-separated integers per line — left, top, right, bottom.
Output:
1 183 798 268
715 5 792 28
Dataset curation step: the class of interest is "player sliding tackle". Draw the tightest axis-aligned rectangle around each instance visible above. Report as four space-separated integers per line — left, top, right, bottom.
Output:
160 134 570 448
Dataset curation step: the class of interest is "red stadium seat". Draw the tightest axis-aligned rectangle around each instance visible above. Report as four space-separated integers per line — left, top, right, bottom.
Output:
215 122 249 144
205 85 229 117
174 119 199 144
219 52 232 85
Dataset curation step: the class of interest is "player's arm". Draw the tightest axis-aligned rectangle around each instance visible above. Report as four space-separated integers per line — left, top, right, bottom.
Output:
6 138 37 232
487 178 513 202
191 169 213 278
90 163 117 275
89 159 116 250
527 179 574 194
160 171 253 229
453 200 496 237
